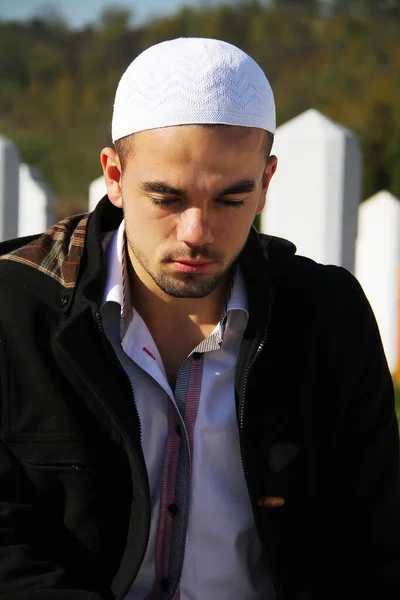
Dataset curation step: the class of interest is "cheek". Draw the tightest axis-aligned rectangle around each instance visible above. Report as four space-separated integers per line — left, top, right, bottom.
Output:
125 210 177 255
217 210 254 242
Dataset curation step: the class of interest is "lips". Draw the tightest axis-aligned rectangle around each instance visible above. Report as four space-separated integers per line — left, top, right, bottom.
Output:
172 260 215 273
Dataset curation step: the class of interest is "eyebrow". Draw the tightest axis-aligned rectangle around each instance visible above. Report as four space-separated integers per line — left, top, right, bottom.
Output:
140 179 257 198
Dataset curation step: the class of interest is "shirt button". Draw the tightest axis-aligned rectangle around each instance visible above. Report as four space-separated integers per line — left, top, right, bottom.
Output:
168 503 178 515
161 579 169 591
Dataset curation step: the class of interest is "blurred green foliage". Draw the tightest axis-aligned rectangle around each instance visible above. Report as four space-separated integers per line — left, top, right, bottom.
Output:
0 0 400 216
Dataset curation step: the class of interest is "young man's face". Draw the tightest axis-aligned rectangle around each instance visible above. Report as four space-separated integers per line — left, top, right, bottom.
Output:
103 125 277 298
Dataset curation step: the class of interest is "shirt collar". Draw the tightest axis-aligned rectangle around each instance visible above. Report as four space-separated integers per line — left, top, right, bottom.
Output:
101 219 125 308
225 266 248 316
101 220 132 338
102 219 248 343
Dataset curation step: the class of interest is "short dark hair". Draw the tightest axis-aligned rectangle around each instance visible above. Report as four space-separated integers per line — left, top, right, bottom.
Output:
115 125 274 171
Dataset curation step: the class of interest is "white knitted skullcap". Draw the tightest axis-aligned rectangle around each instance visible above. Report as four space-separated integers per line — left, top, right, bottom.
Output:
112 37 275 142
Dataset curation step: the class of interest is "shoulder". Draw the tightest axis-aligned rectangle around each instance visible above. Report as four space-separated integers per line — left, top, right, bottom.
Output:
0 213 89 306
284 255 364 306
260 232 362 294
259 233 373 338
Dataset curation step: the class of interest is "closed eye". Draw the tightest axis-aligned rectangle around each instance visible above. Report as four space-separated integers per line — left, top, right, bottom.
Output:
150 197 180 207
218 198 245 208
150 197 244 208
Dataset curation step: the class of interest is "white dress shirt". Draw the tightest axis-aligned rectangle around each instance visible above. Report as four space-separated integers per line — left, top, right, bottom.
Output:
101 221 274 600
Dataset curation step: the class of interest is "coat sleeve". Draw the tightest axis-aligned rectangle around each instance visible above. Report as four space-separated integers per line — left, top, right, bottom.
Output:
322 266 400 594
0 397 106 598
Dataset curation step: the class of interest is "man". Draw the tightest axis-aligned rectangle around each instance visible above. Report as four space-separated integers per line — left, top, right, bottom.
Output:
0 37 399 600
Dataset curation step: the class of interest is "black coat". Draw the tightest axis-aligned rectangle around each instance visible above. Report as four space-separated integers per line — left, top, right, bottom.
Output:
0 198 399 600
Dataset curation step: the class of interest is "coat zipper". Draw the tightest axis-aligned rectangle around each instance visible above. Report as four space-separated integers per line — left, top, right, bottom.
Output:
238 292 278 587
95 309 150 596
239 291 273 434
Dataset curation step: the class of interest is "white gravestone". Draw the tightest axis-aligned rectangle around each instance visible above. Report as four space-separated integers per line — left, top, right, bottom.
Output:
89 175 107 212
355 191 400 374
18 164 57 237
261 109 362 272
0 135 20 241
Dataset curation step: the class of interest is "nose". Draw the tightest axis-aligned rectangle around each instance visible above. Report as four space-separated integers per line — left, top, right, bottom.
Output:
176 207 214 247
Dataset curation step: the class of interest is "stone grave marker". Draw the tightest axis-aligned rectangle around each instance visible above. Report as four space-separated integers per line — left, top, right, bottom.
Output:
18 164 57 237
355 190 400 374
261 109 362 272
0 135 20 241
89 175 107 212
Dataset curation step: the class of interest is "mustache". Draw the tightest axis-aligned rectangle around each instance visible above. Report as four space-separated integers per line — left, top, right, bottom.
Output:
161 247 221 262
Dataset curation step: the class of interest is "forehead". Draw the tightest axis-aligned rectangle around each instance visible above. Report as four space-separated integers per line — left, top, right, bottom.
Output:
125 125 267 175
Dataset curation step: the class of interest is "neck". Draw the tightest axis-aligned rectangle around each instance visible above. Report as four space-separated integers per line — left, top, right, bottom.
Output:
126 248 232 385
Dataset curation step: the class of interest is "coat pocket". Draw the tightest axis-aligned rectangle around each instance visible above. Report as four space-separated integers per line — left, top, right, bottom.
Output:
7 439 96 462
9 440 97 492
22 455 94 473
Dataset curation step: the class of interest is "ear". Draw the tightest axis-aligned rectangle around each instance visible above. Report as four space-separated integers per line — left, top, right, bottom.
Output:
100 147 123 209
256 155 278 215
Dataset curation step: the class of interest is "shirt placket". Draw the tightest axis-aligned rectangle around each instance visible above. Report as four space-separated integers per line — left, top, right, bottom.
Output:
147 332 221 600
146 352 201 600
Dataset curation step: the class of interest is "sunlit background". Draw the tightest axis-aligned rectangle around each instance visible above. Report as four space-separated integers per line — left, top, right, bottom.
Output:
1 0 399 214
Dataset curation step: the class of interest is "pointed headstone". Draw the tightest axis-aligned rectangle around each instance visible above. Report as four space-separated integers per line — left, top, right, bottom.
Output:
0 135 20 241
355 190 400 374
261 109 362 272
18 164 57 237
89 175 107 212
